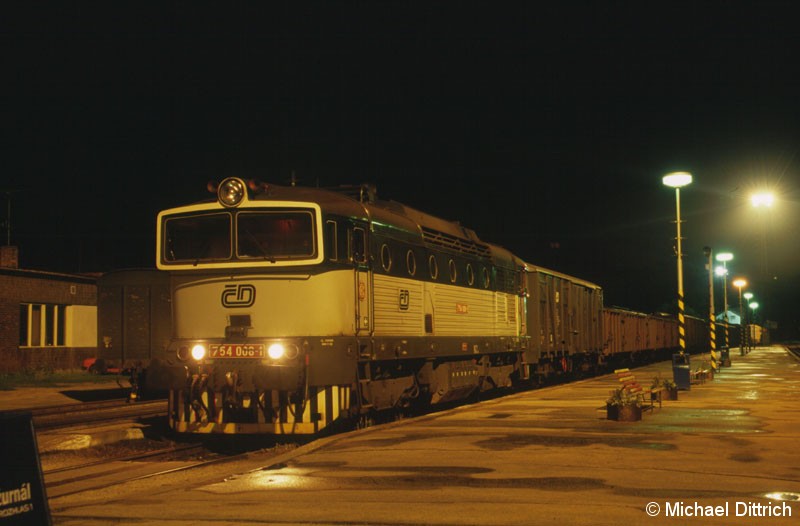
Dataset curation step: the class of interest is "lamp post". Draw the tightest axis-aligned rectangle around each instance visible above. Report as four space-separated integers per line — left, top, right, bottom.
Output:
663 172 693 357
749 301 759 349
715 252 733 364
703 247 717 371
733 278 747 356
743 292 754 352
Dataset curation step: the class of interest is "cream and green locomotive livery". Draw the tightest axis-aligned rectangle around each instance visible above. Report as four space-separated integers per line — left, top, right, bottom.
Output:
150 178 546 435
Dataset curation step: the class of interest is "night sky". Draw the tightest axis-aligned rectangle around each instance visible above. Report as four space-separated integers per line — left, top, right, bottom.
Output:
4 2 800 337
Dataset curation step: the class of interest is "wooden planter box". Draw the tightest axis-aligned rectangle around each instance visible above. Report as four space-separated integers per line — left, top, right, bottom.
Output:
663 387 678 401
606 404 642 421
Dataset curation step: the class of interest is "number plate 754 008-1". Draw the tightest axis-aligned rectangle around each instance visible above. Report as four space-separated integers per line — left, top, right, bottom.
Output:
210 344 265 358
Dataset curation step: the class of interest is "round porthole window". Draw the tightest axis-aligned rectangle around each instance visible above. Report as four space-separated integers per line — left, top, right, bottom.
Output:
466 263 475 286
449 259 457 283
381 244 392 271
407 250 417 276
429 255 439 280
482 267 491 288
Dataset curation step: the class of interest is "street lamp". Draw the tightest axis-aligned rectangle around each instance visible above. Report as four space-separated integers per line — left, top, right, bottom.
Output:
743 292 754 352
703 247 717 371
732 278 747 356
715 252 733 358
663 172 692 356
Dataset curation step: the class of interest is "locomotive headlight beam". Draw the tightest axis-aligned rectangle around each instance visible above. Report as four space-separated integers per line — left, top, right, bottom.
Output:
191 343 207 361
268 343 286 360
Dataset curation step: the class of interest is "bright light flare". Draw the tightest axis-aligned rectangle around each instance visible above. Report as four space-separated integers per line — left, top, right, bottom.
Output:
716 252 733 263
191 344 207 360
732 278 747 289
268 343 286 360
751 192 775 208
749 302 759 310
662 172 693 188
715 266 728 277
744 292 754 300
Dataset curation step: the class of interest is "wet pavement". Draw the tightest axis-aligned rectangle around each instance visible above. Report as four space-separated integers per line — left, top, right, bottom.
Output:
51 346 800 525
0 379 129 411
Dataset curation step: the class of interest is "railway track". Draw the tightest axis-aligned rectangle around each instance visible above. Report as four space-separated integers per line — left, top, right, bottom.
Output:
43 442 229 499
785 344 800 360
32 399 168 430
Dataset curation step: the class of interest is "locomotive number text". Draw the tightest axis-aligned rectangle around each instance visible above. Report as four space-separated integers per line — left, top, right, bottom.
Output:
210 344 265 358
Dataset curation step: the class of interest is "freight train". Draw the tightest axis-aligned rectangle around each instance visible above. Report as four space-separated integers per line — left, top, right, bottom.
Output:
99 178 719 435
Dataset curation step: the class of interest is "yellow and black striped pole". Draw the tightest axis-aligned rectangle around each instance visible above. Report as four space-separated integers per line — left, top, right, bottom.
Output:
663 172 692 357
704 247 717 372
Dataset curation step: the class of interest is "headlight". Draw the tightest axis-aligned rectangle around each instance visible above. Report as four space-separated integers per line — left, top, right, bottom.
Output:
217 178 245 207
191 344 207 361
268 343 286 360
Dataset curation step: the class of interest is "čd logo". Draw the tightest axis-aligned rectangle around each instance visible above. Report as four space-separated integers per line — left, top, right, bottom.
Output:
221 284 256 308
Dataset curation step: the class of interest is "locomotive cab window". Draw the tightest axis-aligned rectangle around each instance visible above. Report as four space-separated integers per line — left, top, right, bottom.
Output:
325 220 338 261
237 210 316 260
350 227 367 264
163 212 232 262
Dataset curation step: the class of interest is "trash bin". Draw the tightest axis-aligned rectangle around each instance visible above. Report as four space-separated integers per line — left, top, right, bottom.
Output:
672 353 691 390
720 347 731 367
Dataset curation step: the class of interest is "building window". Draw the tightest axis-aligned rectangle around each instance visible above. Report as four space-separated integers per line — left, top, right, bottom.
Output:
20 303 66 347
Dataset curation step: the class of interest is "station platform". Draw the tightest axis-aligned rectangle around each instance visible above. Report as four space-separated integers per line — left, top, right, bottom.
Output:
44 345 800 524
0 378 129 411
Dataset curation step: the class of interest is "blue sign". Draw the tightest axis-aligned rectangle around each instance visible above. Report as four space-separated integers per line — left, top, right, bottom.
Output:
0 412 51 525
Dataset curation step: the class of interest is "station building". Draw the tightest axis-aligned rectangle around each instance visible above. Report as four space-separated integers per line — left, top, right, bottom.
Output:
0 246 98 373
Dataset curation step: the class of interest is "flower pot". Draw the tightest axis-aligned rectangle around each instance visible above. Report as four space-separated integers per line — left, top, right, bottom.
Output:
606 403 642 422
664 387 678 401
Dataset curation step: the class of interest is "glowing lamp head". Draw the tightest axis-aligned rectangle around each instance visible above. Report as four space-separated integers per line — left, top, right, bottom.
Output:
217 177 246 207
191 344 207 361
732 278 747 289
743 292 753 300
751 192 775 208
662 172 693 188
268 343 286 360
715 252 733 263
714 266 728 277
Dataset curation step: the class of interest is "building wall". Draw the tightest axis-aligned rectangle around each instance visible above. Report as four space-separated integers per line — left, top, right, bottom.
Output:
0 269 98 373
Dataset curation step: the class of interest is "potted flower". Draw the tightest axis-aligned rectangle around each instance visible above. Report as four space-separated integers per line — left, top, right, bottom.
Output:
606 387 642 421
651 375 678 401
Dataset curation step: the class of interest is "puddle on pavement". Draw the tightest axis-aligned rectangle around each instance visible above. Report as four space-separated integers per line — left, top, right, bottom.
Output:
473 434 676 452
203 464 608 493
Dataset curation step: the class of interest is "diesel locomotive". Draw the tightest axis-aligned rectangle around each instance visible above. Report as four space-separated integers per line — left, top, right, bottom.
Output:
141 178 706 435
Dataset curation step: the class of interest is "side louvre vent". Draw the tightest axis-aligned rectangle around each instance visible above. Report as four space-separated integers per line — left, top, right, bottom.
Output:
421 227 491 258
